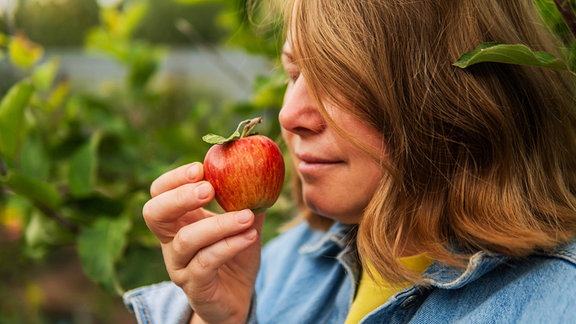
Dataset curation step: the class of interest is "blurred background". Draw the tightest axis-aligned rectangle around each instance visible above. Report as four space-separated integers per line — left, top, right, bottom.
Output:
0 0 290 322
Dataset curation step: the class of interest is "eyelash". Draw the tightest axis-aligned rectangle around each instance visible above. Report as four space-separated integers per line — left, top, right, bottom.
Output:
287 71 300 83
282 55 300 83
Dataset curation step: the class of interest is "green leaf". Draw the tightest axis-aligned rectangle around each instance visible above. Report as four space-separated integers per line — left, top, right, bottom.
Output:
202 132 240 145
116 246 169 290
77 216 131 295
68 132 101 197
101 1 148 39
20 132 50 180
32 58 60 91
2 171 62 210
24 211 74 259
453 42 568 70
128 47 160 90
24 212 51 259
202 117 262 145
8 34 44 70
122 1 149 38
0 80 34 160
45 80 70 112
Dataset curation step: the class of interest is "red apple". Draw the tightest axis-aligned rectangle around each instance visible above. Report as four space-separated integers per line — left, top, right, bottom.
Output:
202 117 285 214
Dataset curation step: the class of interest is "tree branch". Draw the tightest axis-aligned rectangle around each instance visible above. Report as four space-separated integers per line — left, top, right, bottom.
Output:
36 203 79 234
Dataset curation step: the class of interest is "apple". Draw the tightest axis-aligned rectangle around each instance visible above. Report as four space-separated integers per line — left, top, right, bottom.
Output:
202 117 285 215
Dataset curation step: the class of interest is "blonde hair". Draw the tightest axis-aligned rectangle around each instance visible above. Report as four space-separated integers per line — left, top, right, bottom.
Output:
284 0 576 283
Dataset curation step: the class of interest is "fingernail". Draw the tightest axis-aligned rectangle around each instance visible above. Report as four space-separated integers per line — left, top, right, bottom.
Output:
236 210 252 224
195 182 211 200
244 228 257 240
188 163 200 179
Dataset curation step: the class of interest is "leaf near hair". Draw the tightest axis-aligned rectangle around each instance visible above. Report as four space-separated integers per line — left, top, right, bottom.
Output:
453 42 569 71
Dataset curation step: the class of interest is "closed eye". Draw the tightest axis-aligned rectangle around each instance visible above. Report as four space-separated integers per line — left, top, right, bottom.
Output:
282 50 301 84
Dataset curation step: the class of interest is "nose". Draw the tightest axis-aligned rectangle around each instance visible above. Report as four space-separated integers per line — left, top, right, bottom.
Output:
279 75 326 137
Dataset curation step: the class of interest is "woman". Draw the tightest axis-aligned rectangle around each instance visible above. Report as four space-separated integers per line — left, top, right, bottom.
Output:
124 0 576 323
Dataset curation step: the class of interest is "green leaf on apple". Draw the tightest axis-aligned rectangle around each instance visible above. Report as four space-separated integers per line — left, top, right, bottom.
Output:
202 132 241 145
202 117 262 145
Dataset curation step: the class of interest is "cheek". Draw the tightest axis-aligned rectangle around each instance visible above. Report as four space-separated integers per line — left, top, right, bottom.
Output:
300 161 383 222
281 129 295 151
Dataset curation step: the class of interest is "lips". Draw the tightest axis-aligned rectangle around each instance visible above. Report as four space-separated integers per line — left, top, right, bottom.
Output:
295 153 344 176
297 154 339 164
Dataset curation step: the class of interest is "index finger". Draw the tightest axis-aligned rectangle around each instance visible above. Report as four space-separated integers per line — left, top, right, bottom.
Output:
150 162 204 198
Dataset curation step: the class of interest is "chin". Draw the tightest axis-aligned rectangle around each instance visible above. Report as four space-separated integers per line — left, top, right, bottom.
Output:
304 198 361 224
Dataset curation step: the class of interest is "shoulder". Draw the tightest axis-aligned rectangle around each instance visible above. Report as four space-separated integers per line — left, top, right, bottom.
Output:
420 241 576 322
522 240 576 294
525 241 576 296
503 244 576 321
481 241 576 304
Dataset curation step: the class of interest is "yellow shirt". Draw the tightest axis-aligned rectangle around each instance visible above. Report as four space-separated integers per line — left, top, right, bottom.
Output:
344 254 433 324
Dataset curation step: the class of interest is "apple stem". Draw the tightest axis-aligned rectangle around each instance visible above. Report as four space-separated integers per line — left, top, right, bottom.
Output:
202 117 263 145
239 117 263 138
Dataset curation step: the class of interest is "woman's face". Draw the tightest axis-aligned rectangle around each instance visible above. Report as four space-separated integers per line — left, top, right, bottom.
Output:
279 42 385 224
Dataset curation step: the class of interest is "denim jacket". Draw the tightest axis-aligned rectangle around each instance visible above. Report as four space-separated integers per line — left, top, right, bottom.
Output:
123 221 576 323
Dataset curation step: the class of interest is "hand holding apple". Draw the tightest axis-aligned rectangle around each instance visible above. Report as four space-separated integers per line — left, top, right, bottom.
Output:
202 117 285 215
141 161 264 323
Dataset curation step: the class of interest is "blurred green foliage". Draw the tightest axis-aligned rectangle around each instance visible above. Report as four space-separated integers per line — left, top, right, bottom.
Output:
136 0 227 45
0 0 229 47
13 0 100 47
0 0 286 321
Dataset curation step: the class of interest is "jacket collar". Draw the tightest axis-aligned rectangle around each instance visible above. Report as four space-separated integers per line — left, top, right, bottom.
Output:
295 221 576 290
298 222 356 258
425 240 576 289
544 240 576 264
424 252 509 289
295 222 513 288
